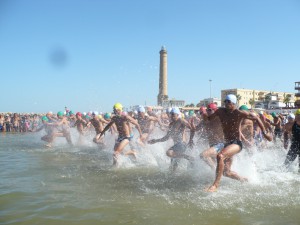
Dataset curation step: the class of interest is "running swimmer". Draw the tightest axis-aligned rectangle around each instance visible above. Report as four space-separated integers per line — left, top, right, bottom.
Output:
95 103 144 167
202 94 272 192
148 107 195 172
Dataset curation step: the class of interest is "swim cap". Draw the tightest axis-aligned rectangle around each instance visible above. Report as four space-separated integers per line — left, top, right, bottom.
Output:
83 112 87 116
69 111 74 115
288 113 295 120
259 111 264 115
41 116 49 122
188 110 194 116
239 105 249 111
57 111 64 117
166 107 172 113
113 103 123 111
138 105 146 113
104 113 111 119
199 106 206 114
98 115 103 119
207 103 218 111
295 109 300 116
271 112 277 118
76 112 82 117
225 94 237 104
171 107 181 115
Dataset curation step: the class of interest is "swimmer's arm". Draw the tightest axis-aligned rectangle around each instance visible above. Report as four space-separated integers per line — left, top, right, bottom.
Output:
148 132 170 144
148 124 172 144
283 125 292 149
181 119 195 147
96 121 114 139
270 119 280 126
283 131 289 149
249 114 272 141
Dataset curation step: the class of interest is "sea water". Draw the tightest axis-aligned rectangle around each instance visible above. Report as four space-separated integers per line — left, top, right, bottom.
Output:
1 131 300 225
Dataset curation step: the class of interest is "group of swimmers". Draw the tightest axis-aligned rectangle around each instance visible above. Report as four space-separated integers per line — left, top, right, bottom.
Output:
4 94 300 192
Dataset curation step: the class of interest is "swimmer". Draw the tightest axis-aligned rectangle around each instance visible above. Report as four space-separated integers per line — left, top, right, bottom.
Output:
202 94 272 192
148 107 195 172
95 103 144 167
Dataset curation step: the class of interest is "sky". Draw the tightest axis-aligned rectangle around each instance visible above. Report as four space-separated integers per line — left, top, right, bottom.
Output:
1 0 300 113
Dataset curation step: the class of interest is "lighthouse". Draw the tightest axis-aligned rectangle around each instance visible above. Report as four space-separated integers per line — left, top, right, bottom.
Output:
157 46 168 106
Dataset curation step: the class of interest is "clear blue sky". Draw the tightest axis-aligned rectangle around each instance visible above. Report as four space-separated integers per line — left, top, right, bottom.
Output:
1 0 300 113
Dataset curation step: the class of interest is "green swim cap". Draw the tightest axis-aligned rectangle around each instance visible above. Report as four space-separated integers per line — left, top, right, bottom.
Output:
57 111 64 117
239 105 249 111
188 110 194 116
104 113 111 119
69 110 74 115
41 116 49 122
271 112 277 118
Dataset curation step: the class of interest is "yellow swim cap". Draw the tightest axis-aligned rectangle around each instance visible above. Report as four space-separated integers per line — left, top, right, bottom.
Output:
295 109 300 115
113 103 123 111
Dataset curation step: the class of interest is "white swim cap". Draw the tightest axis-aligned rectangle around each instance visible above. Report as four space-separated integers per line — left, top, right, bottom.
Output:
288 113 295 120
83 112 87 116
171 107 181 115
225 94 237 105
259 111 264 115
138 105 145 113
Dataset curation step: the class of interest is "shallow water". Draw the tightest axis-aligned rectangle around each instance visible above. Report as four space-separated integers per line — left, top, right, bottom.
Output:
1 132 300 225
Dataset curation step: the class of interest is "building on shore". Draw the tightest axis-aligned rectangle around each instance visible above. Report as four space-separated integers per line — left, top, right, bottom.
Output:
221 88 295 110
197 97 222 108
294 81 300 108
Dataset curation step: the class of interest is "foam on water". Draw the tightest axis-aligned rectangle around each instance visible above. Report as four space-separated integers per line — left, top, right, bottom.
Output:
1 131 300 224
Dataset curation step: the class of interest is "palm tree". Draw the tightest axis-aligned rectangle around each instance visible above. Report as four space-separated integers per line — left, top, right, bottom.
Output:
236 94 242 106
283 94 291 107
249 98 255 109
185 103 195 107
264 94 272 109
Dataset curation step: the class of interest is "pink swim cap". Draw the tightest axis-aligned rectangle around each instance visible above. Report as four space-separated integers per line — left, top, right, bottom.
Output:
207 103 218 111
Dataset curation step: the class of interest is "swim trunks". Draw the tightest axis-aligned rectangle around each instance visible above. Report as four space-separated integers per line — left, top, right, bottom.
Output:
224 140 243 150
210 142 225 153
